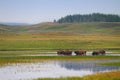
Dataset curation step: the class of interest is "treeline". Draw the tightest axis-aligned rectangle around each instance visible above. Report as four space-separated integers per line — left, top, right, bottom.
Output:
55 13 120 23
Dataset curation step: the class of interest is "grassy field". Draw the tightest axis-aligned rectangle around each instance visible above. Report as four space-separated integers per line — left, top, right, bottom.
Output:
0 22 120 52
0 33 120 53
35 71 120 80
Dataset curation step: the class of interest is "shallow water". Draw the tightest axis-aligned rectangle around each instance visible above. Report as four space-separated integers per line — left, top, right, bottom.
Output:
0 60 120 80
22 52 120 56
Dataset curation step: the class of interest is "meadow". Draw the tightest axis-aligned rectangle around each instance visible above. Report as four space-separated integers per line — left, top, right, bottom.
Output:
0 22 120 52
0 22 120 80
0 33 120 52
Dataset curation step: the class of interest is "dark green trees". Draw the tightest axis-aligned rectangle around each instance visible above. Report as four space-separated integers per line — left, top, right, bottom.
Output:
56 13 120 23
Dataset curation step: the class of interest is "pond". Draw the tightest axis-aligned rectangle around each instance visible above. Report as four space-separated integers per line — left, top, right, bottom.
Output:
0 60 120 80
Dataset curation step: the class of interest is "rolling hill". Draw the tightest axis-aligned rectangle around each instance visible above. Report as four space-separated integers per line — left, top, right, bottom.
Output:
0 22 120 35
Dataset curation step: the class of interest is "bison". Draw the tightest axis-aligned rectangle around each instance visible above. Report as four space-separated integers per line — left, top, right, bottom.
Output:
92 51 100 55
92 50 106 56
57 50 64 55
99 49 106 55
74 50 86 56
57 50 72 56
64 50 72 56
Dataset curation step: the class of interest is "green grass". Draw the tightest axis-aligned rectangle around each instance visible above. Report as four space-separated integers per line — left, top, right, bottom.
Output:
0 56 120 66
1 40 118 50
100 62 120 66
0 33 120 52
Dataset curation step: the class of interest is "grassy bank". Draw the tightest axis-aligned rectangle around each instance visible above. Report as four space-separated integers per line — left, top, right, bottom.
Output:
35 71 120 80
100 62 120 66
0 56 120 66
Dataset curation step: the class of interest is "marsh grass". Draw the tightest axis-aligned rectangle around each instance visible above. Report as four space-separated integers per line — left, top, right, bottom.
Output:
100 62 120 66
0 56 120 66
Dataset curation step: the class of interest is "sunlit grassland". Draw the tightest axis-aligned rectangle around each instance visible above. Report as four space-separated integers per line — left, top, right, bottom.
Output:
0 33 120 52
35 71 120 80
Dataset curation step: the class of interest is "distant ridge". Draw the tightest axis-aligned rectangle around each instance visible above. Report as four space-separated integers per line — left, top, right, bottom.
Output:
0 22 29 26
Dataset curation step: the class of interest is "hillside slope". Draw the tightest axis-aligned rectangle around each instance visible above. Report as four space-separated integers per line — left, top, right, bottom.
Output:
0 22 120 35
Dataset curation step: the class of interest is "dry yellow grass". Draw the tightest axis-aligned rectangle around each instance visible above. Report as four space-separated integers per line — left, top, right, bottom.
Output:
83 71 120 80
0 33 119 41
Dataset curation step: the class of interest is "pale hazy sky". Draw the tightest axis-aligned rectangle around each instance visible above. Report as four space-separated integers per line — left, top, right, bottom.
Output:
0 0 120 24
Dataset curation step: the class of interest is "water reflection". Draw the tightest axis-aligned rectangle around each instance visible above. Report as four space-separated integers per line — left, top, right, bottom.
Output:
0 60 120 80
58 60 120 72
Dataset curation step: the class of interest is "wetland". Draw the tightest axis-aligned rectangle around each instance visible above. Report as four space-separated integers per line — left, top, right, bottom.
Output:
0 59 120 80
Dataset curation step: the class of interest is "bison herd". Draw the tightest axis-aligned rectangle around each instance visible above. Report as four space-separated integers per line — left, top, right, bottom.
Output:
57 49 106 56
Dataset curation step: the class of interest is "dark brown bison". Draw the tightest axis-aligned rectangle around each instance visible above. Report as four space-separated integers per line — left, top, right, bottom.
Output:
57 50 72 56
92 51 100 55
57 50 64 55
63 50 72 56
92 50 106 56
74 50 86 56
99 49 106 55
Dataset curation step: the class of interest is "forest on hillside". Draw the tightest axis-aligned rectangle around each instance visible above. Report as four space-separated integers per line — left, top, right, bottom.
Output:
55 13 120 23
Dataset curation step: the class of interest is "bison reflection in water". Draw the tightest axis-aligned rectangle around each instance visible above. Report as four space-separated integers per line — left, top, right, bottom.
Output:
92 50 106 56
57 50 72 56
58 60 119 73
74 50 86 56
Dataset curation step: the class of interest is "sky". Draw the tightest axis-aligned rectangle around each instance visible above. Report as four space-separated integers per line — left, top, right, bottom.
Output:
0 0 120 24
